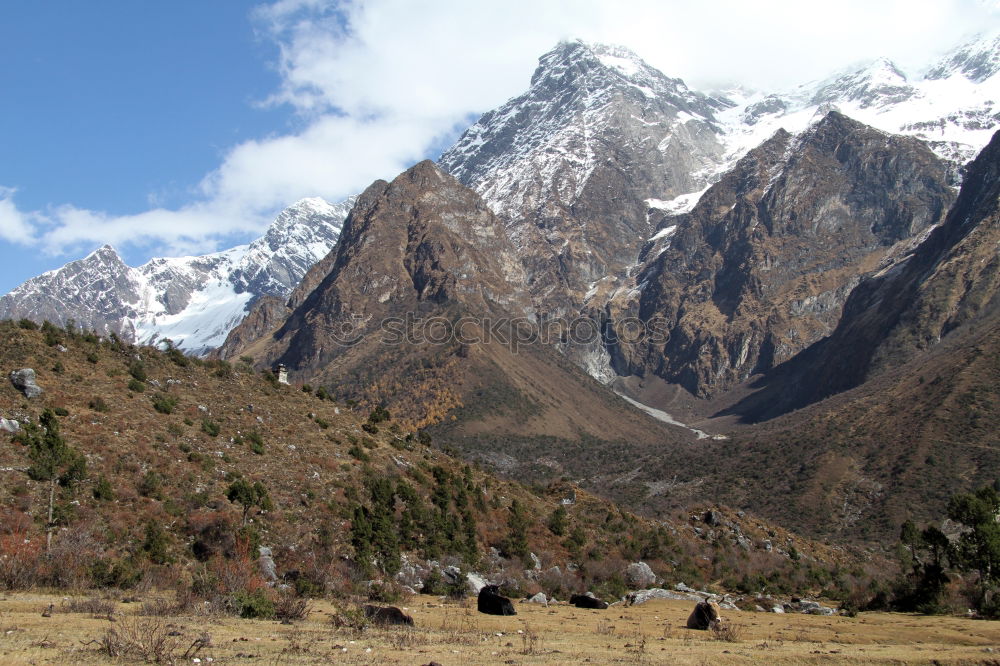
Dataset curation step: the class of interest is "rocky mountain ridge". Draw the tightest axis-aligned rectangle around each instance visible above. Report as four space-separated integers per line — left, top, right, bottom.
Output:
221 161 694 465
0 197 353 354
602 111 955 398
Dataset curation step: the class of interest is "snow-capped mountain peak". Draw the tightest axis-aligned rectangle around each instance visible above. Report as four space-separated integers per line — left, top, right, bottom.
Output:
925 32 1000 83
808 57 915 110
440 41 729 224
0 196 354 354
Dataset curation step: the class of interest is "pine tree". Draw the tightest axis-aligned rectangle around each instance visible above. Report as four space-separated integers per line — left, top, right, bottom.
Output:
226 479 274 526
21 409 85 552
948 486 1000 611
503 499 530 560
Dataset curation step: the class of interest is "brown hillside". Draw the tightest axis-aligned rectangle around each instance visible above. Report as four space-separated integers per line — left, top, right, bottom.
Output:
0 321 867 603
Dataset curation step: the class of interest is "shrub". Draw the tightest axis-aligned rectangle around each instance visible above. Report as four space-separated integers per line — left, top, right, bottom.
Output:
138 470 163 500
166 347 189 368
86 352 99 364
42 321 62 346
93 476 114 501
548 505 568 536
362 422 379 434
232 588 276 619
201 419 220 437
151 394 178 415
368 406 390 424
348 444 370 462
367 580 403 603
90 557 142 589
142 522 172 565
17 318 38 330
245 430 265 455
53 407 70 417
128 378 146 393
275 591 311 621
87 396 111 412
0 524 43 589
128 361 147 382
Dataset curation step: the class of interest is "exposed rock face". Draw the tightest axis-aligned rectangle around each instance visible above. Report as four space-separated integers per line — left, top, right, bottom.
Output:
605 112 954 397
625 561 658 589
258 546 278 582
733 128 1000 418
810 58 917 110
440 41 729 326
9 369 42 399
226 160 691 466
262 161 531 375
0 197 352 354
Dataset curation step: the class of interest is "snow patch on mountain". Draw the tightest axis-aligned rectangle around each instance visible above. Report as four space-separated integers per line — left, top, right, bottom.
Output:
714 33 1000 182
0 196 354 355
440 40 729 223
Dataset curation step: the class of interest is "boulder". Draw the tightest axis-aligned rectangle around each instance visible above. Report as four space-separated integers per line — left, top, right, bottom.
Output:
258 546 278 582
465 572 488 595
525 592 548 605
395 555 428 589
625 562 658 588
0 418 20 433
9 369 42 398
625 588 701 606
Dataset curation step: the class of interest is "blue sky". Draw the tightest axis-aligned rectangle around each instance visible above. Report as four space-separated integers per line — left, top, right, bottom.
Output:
1 0 997 296
0 2 291 290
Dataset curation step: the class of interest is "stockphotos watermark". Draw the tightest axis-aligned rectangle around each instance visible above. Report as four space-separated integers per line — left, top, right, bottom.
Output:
325 312 670 351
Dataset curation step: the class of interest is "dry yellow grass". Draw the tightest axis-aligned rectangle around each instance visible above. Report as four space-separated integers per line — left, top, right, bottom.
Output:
2 592 999 664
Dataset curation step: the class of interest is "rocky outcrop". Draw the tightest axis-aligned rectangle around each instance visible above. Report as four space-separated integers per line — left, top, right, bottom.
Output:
625 561 658 589
440 41 731 375
729 128 1000 419
605 111 954 397
9 369 42 399
261 160 532 375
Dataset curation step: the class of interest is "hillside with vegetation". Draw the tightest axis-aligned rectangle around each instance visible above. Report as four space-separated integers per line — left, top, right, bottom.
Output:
0 320 875 615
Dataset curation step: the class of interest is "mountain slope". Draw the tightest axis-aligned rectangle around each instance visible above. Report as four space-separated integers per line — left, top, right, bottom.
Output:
0 197 353 354
439 42 730 338
0 321 862 603
221 161 696 467
603 111 954 398
725 128 1000 420
615 131 1000 541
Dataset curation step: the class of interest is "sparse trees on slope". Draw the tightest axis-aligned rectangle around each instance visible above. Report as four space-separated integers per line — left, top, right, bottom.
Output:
226 479 273 526
20 409 86 552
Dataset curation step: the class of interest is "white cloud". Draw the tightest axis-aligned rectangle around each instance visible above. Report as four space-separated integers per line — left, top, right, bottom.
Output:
0 188 38 244
5 0 999 264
